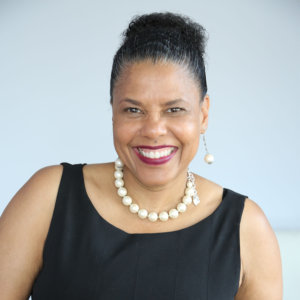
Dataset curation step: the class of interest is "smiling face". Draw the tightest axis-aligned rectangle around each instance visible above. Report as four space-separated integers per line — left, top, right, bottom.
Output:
112 59 209 187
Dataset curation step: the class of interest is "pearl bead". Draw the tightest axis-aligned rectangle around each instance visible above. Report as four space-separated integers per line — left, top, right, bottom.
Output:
185 187 195 197
169 208 179 219
204 153 214 164
115 158 124 168
114 158 200 223
138 209 148 219
122 196 132 206
182 195 192 205
159 211 169 221
187 181 193 188
148 212 158 222
117 187 127 197
115 178 124 188
114 170 123 179
129 203 139 213
177 202 187 213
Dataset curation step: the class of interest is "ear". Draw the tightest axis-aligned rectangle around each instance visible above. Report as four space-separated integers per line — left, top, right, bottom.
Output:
199 94 210 134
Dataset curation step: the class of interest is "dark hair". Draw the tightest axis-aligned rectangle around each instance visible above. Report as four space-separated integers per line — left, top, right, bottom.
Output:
110 12 208 104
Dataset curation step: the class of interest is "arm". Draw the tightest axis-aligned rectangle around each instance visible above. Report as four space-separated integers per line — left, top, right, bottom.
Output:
235 198 283 300
0 165 63 300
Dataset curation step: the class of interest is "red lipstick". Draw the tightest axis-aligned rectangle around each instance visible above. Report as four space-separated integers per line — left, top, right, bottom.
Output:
133 146 178 165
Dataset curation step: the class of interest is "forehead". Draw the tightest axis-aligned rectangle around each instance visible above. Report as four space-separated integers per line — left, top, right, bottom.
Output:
113 60 200 104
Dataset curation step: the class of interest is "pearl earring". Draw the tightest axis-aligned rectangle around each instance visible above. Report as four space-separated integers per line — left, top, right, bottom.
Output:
203 134 214 164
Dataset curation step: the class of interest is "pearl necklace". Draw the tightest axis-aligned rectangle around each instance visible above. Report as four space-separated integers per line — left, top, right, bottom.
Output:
113 158 200 222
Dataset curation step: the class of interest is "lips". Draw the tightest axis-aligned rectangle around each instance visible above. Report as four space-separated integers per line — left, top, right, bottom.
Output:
133 145 178 165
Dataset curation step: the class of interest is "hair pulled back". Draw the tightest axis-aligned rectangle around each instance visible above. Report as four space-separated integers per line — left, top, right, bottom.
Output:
110 12 208 103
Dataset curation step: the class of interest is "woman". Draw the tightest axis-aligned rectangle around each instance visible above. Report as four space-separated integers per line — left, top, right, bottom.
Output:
0 12 282 299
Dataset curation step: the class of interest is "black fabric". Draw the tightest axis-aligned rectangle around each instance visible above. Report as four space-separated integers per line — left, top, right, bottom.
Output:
31 162 247 300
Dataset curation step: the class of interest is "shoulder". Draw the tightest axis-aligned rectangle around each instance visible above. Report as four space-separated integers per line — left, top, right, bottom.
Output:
236 198 283 299
2 164 64 218
82 162 114 189
29 164 63 189
193 174 223 200
0 164 63 298
18 164 64 211
240 198 279 255
82 161 113 175
1 163 64 248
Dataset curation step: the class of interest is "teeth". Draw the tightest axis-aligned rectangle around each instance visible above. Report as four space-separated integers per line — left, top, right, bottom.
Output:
138 147 174 159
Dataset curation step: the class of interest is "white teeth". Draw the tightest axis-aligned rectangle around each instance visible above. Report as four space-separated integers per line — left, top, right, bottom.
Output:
138 147 174 159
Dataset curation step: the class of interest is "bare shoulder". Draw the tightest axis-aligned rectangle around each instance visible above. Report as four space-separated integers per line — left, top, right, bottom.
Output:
82 162 115 194
235 198 283 300
82 162 113 181
1 164 63 222
193 174 223 199
0 164 63 299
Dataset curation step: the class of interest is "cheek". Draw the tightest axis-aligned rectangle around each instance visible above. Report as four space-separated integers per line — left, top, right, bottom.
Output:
171 119 201 162
172 117 201 145
113 119 140 146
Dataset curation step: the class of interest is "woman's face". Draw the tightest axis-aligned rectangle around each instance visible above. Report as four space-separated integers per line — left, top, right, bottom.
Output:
112 59 209 187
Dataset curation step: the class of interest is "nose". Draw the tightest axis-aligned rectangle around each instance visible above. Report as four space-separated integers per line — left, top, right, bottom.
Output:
140 112 167 140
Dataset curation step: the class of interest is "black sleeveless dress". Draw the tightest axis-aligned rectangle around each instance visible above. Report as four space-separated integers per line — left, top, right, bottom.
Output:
31 162 247 300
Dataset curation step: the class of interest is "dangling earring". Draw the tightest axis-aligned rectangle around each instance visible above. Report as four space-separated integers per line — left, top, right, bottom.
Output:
203 134 214 164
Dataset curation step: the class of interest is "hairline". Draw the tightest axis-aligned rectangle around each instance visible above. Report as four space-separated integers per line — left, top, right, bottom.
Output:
110 57 206 105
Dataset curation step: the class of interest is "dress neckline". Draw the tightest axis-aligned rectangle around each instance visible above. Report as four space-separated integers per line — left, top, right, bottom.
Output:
81 163 227 236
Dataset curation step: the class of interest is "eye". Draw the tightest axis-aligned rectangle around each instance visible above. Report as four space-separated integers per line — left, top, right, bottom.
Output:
166 107 185 113
124 107 142 114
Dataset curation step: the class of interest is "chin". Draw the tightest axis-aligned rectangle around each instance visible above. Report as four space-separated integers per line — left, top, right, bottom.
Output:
133 166 178 188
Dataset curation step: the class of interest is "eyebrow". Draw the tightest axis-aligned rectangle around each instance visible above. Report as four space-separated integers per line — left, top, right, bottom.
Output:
121 98 142 106
121 98 187 106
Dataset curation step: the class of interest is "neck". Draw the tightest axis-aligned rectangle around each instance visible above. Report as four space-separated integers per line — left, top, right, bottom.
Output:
121 165 188 212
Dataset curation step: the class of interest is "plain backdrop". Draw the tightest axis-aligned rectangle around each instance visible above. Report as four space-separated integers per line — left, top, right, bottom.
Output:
1 0 299 229
1 1 300 299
